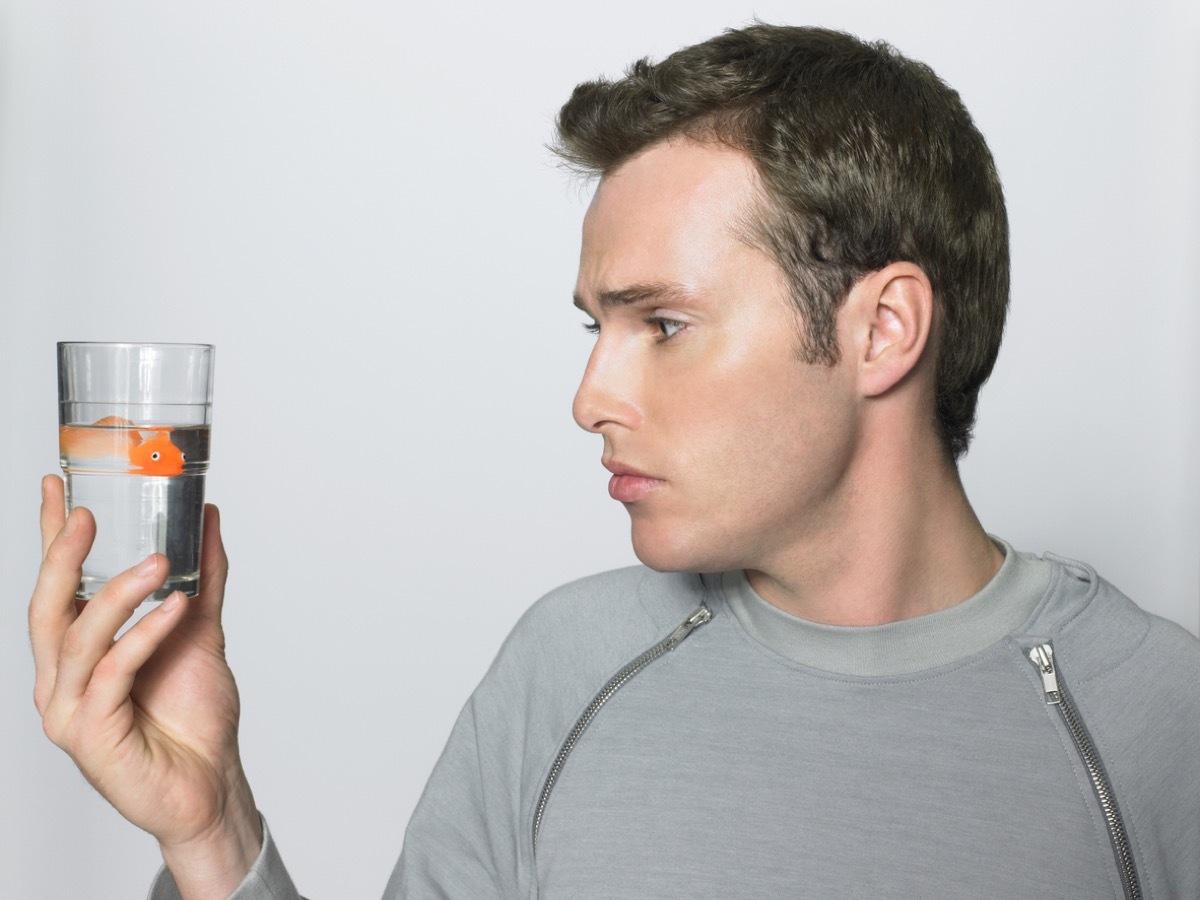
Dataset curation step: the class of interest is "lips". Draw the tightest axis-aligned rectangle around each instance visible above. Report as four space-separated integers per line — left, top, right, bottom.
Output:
604 461 665 503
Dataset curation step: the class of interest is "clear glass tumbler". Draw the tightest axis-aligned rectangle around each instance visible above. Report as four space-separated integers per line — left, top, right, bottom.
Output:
57 342 215 601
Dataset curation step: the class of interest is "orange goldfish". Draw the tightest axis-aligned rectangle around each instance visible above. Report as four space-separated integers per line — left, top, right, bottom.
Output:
59 416 185 476
58 415 139 459
128 430 186 476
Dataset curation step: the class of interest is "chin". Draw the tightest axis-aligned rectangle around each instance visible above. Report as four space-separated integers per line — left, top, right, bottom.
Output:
629 522 735 574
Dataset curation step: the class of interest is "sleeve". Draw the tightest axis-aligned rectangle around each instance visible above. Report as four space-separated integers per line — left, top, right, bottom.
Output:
383 676 533 898
146 815 306 900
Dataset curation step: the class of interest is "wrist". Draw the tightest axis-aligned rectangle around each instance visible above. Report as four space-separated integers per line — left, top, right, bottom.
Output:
159 782 263 900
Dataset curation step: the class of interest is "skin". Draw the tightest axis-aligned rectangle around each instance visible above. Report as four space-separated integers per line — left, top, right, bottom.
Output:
573 138 1002 624
28 135 1002 894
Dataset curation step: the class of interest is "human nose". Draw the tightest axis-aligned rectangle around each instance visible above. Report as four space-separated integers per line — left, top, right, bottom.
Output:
572 338 642 434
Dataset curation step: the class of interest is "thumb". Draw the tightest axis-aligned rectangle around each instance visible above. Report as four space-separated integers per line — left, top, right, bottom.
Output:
192 503 229 624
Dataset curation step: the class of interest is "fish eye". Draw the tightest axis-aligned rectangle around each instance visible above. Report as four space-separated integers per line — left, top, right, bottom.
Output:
181 453 187 461
151 451 161 461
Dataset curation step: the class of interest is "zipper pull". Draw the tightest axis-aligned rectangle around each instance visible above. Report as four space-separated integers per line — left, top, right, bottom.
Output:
667 606 712 647
1028 643 1062 705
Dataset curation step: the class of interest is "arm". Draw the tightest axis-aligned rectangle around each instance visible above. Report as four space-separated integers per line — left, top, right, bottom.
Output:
389 694 522 897
30 475 277 899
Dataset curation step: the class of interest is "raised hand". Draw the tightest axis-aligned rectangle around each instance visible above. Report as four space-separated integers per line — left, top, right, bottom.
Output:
30 475 262 899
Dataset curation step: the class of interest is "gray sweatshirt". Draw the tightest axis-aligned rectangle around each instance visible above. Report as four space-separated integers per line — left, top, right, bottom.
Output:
152 544 1200 898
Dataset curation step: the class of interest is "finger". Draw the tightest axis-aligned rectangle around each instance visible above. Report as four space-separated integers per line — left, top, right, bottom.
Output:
74 591 189 730
39 474 66 561
192 504 229 624
50 553 169 706
29 505 95 714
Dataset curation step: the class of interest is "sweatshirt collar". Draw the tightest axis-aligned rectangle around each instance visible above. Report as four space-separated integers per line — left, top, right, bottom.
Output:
719 538 1052 677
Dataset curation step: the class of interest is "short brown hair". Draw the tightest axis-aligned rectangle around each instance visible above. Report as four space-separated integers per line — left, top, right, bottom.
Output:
553 24 1008 460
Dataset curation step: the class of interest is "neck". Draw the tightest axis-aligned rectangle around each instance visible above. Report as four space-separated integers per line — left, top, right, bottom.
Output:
746 429 1002 627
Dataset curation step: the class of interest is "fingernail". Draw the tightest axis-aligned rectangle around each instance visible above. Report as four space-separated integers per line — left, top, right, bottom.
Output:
162 591 183 612
135 555 158 576
62 510 77 537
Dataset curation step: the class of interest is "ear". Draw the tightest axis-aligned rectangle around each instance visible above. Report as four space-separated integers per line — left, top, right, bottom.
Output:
847 262 934 398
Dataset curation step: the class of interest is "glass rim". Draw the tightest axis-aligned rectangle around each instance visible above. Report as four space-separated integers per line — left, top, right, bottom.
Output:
58 341 214 351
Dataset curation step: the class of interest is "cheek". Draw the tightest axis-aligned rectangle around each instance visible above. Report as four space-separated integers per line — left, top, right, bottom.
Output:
658 383 783 489
705 370 853 489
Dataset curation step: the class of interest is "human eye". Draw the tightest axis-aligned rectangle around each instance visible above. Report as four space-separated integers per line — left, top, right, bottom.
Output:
581 319 600 335
644 314 688 342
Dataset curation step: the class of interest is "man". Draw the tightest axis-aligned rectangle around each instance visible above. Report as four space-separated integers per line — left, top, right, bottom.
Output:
30 24 1199 899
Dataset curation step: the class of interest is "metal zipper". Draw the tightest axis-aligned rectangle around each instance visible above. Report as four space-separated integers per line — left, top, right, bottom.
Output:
532 605 712 851
1028 643 1142 900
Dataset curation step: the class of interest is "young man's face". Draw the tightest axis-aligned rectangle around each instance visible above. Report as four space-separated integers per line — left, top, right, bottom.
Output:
572 138 861 574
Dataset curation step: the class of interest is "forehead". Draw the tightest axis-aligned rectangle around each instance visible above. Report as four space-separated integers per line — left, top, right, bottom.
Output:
576 139 766 298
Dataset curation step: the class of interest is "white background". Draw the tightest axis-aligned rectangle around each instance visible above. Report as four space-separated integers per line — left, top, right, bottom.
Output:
2 2 1197 897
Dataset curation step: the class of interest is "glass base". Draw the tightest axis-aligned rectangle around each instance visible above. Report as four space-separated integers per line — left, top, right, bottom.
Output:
76 575 199 603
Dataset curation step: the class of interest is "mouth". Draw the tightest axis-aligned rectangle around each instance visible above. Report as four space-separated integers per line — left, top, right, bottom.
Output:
603 459 665 503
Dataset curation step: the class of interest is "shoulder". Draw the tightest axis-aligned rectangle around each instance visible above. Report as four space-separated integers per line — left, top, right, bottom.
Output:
1028 553 1200 725
463 566 710 728
520 564 705 632
490 565 708 684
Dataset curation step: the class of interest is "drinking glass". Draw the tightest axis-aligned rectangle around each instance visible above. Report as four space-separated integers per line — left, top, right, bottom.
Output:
57 342 214 600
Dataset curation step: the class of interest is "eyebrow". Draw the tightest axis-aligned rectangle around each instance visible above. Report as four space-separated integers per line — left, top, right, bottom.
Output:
572 282 701 314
